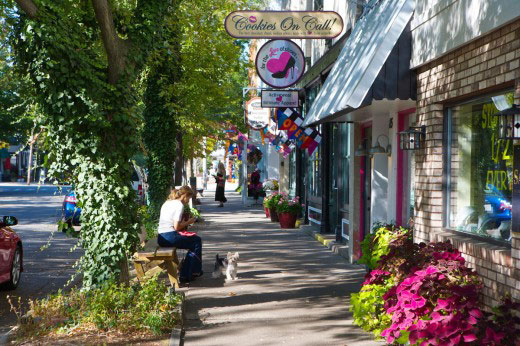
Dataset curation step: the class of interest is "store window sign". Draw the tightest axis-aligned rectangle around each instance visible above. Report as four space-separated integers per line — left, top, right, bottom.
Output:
261 90 299 108
246 97 270 130
256 40 305 89
225 11 343 39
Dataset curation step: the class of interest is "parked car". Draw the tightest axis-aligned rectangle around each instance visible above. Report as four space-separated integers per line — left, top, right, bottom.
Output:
0 216 23 290
62 168 145 227
459 185 511 240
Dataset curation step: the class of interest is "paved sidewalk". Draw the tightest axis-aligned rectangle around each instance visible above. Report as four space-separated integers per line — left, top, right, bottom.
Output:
182 191 380 346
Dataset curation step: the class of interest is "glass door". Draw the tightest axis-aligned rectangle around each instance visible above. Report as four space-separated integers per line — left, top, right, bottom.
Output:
329 124 340 235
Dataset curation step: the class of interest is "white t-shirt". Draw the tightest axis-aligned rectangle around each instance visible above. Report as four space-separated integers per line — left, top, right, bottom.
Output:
158 200 184 234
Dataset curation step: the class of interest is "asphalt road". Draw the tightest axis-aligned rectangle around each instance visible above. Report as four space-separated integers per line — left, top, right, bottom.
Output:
0 183 82 339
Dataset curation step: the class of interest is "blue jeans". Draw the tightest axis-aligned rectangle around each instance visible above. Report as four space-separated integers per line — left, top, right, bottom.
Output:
158 231 202 281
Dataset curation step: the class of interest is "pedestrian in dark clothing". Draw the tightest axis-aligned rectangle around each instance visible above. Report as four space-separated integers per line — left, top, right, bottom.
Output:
215 162 227 207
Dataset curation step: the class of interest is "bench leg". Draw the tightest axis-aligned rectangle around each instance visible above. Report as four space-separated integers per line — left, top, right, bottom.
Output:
163 260 180 289
134 261 146 282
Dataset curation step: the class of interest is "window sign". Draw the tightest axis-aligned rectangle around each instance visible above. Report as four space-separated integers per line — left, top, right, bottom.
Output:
447 91 514 242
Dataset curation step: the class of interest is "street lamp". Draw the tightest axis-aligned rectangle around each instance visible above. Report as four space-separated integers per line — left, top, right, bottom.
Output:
493 104 520 140
398 125 426 150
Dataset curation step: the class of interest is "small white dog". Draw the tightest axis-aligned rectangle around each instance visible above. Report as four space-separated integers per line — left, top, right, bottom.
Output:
212 252 239 280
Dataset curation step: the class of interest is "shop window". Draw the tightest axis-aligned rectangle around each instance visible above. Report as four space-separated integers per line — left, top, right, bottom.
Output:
446 91 514 243
288 151 297 197
308 147 322 197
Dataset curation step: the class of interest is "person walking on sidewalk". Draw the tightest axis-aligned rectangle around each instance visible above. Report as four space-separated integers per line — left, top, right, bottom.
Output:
214 162 227 207
157 186 203 282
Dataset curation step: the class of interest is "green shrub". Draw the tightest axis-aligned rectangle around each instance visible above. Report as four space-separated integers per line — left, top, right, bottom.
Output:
22 276 182 338
359 223 411 270
351 278 394 339
138 205 158 241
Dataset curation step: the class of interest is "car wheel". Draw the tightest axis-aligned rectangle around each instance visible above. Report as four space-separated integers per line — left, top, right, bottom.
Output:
6 246 22 290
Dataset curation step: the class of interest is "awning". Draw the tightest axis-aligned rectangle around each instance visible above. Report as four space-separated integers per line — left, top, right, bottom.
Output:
302 0 415 127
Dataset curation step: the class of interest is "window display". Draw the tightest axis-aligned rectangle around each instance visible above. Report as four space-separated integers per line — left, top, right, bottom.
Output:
447 91 514 242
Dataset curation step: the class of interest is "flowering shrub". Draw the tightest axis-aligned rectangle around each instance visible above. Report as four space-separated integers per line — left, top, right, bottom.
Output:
351 225 520 345
263 191 284 209
381 251 483 345
275 196 304 215
262 179 279 191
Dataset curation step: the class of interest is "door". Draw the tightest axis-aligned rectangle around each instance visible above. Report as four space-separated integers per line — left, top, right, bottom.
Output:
329 124 340 236
360 126 372 241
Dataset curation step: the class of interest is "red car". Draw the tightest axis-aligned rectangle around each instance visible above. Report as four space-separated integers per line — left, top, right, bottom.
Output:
0 216 23 289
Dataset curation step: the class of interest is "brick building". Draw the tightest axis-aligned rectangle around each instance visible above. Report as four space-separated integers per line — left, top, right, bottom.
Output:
411 2 520 307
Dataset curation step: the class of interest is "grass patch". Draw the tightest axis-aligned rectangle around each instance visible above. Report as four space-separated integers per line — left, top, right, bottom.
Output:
9 275 182 344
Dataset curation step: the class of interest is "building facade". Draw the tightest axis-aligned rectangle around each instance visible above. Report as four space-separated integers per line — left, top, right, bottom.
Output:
411 0 520 307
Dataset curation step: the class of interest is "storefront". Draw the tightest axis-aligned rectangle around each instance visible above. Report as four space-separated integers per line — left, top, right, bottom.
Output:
301 0 416 261
411 2 520 307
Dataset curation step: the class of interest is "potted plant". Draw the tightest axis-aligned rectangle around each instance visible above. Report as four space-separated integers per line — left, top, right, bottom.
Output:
262 179 279 193
262 195 271 218
264 192 284 222
275 196 304 229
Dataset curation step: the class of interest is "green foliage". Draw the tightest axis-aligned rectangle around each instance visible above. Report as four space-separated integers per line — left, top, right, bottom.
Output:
263 192 284 209
184 205 201 220
141 2 181 220
138 205 158 241
19 275 182 338
6 1 171 288
351 279 394 338
359 224 410 270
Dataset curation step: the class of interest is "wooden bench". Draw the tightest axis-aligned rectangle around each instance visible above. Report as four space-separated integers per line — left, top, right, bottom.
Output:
133 238 181 289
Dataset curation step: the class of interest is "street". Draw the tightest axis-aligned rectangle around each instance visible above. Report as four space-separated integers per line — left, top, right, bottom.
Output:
0 183 82 337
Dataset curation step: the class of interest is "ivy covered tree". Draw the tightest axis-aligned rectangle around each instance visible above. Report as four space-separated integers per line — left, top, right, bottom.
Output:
2 0 172 288
142 0 254 217
142 7 182 220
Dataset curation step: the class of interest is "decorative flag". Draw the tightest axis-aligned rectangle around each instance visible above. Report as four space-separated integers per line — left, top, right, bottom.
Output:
307 133 322 156
277 108 301 130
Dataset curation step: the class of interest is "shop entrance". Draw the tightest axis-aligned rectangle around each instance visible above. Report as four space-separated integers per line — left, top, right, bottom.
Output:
360 125 372 242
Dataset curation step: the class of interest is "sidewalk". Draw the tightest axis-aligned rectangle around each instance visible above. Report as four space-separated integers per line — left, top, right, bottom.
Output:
182 191 380 346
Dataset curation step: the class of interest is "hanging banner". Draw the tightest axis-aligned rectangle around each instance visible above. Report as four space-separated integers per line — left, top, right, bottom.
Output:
246 97 270 130
277 107 301 130
225 11 344 39
256 40 305 89
261 90 299 108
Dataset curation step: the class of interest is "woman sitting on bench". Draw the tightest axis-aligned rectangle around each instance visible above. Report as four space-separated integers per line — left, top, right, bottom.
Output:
157 186 202 282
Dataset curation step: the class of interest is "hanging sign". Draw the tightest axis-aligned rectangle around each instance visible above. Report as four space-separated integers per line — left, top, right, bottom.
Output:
246 97 270 130
225 11 343 39
261 90 299 108
256 40 305 89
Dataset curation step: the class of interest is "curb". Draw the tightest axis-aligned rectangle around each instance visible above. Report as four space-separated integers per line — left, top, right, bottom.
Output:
0 325 18 346
300 225 352 263
169 291 186 346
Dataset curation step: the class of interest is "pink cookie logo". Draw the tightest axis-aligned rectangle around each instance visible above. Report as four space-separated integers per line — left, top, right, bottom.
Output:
249 16 257 23
276 96 283 102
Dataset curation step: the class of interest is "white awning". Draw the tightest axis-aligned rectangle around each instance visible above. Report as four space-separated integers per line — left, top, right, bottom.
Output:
302 0 415 127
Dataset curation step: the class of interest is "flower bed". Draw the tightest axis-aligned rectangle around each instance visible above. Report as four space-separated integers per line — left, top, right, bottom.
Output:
9 276 183 344
350 224 520 345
